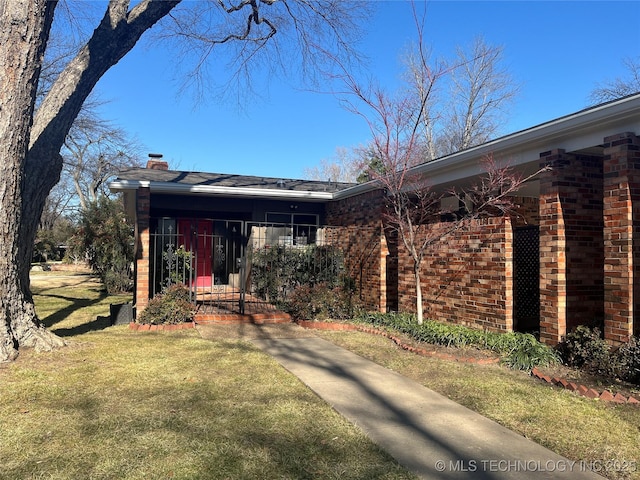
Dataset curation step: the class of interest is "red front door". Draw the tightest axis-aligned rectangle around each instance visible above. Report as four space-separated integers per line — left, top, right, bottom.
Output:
178 219 213 288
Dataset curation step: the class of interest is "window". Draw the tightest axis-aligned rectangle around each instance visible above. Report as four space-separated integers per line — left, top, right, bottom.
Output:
264 212 319 245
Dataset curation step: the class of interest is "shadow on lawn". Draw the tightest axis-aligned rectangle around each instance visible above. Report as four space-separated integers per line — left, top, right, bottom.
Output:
51 315 113 337
38 290 116 337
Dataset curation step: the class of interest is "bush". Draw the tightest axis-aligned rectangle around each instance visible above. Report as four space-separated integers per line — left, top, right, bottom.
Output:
137 284 195 325
502 333 561 371
557 326 640 385
251 245 344 304
69 197 134 294
613 337 640 384
355 312 559 371
557 326 611 374
286 280 363 320
104 269 133 295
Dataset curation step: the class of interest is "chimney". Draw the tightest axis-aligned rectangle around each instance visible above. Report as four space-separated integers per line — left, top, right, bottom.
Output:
146 153 168 170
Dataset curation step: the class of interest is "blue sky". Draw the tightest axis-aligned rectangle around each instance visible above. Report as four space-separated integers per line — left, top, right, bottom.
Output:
96 1 640 179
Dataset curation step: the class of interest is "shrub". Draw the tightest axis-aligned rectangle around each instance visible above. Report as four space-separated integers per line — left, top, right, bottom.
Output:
611 337 640 384
355 312 559 371
557 326 611 374
69 197 134 294
251 244 344 304
104 269 133 295
502 333 560 371
137 284 195 325
286 280 363 320
558 327 640 385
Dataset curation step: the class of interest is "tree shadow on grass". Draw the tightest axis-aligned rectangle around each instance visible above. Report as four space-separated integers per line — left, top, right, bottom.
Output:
52 315 113 337
39 291 118 337
40 293 108 328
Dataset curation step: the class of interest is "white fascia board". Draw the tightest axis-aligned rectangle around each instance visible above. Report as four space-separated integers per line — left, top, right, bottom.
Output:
332 181 378 200
108 180 334 201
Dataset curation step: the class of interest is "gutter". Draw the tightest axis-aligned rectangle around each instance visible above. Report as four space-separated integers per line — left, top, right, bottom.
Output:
108 179 335 201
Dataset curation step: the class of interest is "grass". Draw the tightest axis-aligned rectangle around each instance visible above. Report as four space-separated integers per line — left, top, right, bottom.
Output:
3 273 639 480
0 273 414 480
313 330 640 480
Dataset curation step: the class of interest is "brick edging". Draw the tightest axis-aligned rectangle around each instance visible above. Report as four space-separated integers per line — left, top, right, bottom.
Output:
296 320 640 405
531 367 639 406
129 321 196 332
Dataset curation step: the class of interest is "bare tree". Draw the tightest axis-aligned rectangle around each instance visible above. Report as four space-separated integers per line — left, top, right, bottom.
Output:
0 0 365 362
400 41 447 162
306 27 517 180
330 11 538 324
303 146 361 183
438 37 517 155
589 56 640 105
63 113 143 210
402 36 517 160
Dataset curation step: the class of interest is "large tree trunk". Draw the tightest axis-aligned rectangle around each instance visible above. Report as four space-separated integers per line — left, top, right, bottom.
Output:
0 0 181 362
0 0 63 362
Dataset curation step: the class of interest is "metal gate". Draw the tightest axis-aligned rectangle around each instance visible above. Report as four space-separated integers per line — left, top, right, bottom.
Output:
513 225 540 332
149 219 341 316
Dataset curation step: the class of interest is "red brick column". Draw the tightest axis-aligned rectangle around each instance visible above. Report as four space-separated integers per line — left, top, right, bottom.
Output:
538 150 604 345
603 132 640 343
326 190 387 312
135 187 151 313
539 150 569 345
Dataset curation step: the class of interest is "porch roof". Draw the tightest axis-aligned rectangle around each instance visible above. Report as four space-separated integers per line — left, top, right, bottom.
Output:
110 169 356 201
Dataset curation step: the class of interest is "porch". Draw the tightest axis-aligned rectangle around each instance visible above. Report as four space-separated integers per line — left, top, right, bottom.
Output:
146 218 343 324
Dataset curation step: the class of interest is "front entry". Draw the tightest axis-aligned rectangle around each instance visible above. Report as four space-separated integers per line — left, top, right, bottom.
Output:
177 219 243 288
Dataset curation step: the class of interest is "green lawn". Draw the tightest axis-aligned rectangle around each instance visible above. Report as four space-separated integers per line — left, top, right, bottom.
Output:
0 273 414 480
2 273 639 480
313 330 640 480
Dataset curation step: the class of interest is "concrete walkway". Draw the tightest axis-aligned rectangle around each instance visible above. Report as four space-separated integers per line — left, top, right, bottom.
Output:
250 336 604 480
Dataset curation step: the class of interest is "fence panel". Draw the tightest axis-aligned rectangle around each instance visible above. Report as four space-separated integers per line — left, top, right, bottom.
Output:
149 221 345 315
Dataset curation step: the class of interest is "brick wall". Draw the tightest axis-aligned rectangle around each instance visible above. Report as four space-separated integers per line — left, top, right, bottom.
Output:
396 216 513 332
603 132 640 343
326 190 388 311
539 150 604 344
512 196 540 227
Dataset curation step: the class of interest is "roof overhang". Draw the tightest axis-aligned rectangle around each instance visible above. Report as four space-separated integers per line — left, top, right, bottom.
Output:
333 93 640 199
110 94 640 202
109 179 335 202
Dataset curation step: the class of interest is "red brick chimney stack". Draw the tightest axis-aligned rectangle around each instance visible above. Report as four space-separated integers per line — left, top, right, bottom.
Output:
146 153 168 170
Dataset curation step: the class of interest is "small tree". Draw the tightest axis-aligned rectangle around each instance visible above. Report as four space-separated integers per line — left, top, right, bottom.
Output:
331 4 544 324
70 197 134 294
